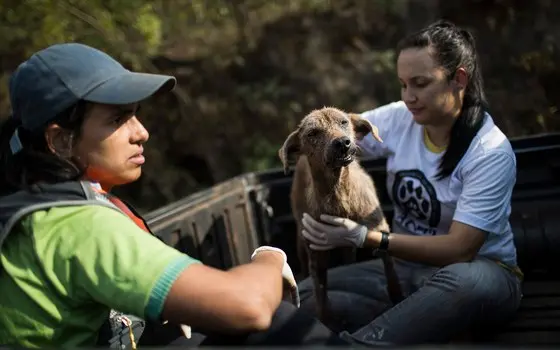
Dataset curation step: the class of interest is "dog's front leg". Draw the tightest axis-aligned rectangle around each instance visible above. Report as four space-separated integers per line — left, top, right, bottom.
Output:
381 253 404 305
309 250 331 324
297 233 310 278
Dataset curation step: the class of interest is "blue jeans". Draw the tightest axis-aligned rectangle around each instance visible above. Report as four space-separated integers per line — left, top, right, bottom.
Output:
298 256 522 345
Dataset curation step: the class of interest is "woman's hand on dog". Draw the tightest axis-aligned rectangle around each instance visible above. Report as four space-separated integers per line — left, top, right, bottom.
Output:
301 213 368 250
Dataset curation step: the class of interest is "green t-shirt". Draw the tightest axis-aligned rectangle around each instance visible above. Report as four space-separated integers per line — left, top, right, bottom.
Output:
0 204 200 348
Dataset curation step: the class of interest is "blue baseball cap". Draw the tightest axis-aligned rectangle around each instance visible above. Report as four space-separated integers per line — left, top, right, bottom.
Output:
9 42 176 132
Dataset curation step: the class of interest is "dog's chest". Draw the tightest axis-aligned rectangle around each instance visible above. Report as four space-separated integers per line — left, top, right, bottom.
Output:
305 181 376 220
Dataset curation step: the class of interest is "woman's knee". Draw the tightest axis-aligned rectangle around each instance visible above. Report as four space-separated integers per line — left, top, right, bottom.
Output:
430 259 519 307
243 301 350 346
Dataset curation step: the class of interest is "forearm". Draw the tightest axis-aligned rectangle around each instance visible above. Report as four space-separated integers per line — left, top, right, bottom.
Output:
364 231 472 267
162 251 284 333
227 251 285 315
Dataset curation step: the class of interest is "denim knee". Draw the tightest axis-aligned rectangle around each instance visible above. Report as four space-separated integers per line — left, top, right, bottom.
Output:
427 259 516 307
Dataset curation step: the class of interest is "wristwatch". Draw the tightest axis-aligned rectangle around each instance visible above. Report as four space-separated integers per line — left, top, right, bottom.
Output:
378 230 390 251
373 230 391 256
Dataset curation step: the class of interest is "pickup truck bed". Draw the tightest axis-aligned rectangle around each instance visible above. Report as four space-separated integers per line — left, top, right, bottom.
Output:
145 133 560 346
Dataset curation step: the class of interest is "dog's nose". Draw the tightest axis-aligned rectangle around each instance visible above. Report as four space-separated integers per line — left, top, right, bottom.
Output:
333 136 352 151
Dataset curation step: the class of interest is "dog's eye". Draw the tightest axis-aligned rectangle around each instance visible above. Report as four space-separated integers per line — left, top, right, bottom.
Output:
340 119 349 127
307 129 320 137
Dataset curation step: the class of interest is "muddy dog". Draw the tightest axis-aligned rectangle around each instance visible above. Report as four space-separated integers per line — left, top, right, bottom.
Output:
278 107 404 326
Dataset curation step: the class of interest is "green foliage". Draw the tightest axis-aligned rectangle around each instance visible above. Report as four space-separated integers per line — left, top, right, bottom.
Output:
0 0 161 65
0 0 163 115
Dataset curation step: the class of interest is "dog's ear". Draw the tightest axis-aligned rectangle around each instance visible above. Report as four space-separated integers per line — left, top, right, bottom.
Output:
278 129 301 174
349 113 383 143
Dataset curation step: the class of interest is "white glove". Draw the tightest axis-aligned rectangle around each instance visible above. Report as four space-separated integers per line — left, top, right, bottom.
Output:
301 213 368 251
251 246 300 308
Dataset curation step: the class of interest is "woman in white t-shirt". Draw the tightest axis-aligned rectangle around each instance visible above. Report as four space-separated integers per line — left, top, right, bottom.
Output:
298 20 523 345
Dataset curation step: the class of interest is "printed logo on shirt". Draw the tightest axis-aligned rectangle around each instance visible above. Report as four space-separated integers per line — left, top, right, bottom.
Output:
391 169 441 235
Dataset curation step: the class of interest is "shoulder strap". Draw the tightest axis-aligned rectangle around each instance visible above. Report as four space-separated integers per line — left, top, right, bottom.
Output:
0 181 126 253
87 184 153 234
0 199 122 252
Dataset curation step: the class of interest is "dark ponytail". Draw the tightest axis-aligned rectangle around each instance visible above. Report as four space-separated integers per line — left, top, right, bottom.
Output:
396 20 488 179
0 101 89 196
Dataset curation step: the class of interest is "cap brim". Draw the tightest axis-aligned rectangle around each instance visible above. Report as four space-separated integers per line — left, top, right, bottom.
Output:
82 71 176 105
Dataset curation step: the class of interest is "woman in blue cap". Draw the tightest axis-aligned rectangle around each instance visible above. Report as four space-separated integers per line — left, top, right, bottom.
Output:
0 43 344 348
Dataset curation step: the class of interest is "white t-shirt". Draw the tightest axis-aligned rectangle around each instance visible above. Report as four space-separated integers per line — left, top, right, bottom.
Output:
357 101 518 267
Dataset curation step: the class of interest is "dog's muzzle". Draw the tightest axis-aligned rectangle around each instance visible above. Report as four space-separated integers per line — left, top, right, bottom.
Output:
327 136 356 167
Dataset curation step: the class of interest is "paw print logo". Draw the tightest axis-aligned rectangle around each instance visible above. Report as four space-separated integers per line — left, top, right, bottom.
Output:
392 170 441 228
397 178 431 221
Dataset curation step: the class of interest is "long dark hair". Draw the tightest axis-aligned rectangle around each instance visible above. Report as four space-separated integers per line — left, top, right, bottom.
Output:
396 20 488 180
0 101 89 196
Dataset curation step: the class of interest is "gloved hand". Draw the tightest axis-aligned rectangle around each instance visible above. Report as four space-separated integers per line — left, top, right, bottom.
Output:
251 246 300 308
301 212 368 251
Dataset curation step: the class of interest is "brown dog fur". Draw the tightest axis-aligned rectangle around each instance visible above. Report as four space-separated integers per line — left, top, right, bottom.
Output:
278 107 403 326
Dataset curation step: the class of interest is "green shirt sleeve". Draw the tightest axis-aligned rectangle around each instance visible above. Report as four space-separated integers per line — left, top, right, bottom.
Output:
66 205 200 320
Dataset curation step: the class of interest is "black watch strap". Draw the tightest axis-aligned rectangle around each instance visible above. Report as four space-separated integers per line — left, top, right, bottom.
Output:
378 230 390 251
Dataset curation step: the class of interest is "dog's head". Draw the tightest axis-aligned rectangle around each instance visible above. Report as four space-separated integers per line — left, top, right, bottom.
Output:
278 107 382 174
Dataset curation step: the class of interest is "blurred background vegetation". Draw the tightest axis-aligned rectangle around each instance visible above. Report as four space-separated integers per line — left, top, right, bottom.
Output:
0 0 559 213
